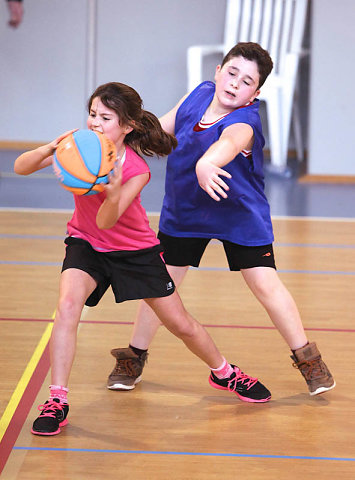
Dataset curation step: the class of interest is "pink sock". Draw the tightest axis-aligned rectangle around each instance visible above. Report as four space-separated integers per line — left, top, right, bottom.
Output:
49 385 69 404
211 358 234 379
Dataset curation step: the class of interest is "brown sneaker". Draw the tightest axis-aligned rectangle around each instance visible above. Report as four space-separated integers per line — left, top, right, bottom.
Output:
291 342 336 396
107 347 148 390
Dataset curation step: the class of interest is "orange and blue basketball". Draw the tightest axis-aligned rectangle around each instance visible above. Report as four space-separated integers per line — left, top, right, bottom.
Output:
53 129 117 195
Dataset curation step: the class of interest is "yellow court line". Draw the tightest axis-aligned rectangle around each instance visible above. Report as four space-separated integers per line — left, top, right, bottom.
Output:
0 321 53 442
0 306 89 442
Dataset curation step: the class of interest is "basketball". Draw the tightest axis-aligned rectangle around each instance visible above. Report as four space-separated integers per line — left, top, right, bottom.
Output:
53 129 117 195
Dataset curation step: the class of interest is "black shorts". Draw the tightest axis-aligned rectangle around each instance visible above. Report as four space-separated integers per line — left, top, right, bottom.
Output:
62 237 175 306
157 231 276 271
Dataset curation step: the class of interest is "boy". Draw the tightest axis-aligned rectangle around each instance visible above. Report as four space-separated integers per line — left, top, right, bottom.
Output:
108 43 335 397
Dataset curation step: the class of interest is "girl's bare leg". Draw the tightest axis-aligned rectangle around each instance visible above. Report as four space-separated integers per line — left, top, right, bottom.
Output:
129 265 189 349
50 268 97 386
144 290 223 369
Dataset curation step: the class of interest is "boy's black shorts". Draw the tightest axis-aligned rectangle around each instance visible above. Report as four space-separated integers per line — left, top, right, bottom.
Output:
62 237 175 306
157 231 276 271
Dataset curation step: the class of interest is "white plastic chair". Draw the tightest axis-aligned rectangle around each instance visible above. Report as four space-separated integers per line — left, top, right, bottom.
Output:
187 0 308 173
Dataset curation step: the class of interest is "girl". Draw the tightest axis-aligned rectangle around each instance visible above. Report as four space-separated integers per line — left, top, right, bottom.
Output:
14 82 271 436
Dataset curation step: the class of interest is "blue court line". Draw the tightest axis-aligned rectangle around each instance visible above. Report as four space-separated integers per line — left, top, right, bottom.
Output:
0 261 61 266
12 446 355 462
1 260 355 276
192 266 355 275
1 233 355 249
276 242 355 249
0 234 65 240
279 269 355 275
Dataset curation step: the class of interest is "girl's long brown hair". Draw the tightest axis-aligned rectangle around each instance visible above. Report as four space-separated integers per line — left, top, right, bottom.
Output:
88 82 177 156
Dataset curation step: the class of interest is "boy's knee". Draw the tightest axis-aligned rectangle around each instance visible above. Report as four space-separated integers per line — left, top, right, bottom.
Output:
249 277 278 302
252 279 272 297
244 268 281 298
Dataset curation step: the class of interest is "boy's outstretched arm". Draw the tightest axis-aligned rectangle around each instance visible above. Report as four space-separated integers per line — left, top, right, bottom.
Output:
195 122 254 201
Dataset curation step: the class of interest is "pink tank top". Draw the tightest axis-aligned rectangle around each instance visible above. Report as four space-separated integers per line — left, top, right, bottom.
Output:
66 145 159 252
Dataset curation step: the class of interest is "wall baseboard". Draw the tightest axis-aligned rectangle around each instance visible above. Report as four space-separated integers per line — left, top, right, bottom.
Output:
299 174 355 184
0 140 46 150
263 149 303 160
2 143 354 183
0 143 302 157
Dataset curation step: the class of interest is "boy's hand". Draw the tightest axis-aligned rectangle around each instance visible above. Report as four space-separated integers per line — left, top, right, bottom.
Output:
196 160 232 201
104 161 122 203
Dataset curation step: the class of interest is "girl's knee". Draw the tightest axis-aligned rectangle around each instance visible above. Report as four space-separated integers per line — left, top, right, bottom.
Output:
146 294 199 338
171 324 192 339
168 315 199 339
56 295 83 327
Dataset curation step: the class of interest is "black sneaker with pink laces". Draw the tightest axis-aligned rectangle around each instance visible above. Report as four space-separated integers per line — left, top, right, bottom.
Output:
209 364 271 403
31 398 69 436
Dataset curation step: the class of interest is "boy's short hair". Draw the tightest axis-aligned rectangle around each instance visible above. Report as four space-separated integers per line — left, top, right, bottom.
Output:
221 42 273 89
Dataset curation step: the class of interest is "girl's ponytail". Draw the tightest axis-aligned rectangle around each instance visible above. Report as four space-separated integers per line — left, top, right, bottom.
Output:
126 110 177 157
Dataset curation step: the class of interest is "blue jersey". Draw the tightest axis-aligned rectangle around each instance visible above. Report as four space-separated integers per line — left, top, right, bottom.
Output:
159 81 274 246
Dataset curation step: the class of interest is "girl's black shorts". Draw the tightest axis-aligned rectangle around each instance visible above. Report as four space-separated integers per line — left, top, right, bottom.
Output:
157 231 276 271
62 237 175 306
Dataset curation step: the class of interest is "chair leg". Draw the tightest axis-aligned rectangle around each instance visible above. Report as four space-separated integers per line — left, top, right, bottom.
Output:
264 89 286 171
187 47 203 92
292 85 304 162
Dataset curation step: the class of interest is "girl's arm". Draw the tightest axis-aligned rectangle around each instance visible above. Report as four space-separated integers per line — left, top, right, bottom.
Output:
159 94 188 134
96 162 149 229
14 129 77 175
195 122 254 201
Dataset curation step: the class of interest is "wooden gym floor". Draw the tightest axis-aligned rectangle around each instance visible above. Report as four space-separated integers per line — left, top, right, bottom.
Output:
0 210 355 479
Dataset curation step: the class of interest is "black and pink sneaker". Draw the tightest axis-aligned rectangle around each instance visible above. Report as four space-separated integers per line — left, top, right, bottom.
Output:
31 398 69 436
209 364 271 403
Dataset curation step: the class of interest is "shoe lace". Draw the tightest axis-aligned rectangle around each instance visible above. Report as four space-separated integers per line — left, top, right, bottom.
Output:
293 356 327 380
113 358 140 376
228 367 258 392
37 401 64 418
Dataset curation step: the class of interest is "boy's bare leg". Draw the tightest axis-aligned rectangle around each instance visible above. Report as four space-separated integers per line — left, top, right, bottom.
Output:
241 267 307 349
241 266 335 395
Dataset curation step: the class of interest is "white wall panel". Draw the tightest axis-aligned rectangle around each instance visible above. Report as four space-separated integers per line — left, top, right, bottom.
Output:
308 0 355 175
0 0 224 142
